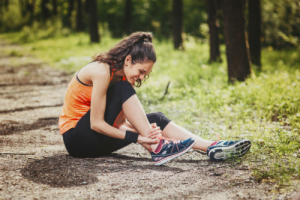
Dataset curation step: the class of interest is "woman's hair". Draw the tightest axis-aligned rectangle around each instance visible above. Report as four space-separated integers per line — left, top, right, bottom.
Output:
93 32 156 87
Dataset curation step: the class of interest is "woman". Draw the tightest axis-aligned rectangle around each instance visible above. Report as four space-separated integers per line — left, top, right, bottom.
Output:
59 32 251 165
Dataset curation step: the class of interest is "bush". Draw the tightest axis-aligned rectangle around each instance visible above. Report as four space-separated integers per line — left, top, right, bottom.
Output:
17 20 71 43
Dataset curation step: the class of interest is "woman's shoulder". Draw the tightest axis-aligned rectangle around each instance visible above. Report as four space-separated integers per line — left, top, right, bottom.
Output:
82 61 110 77
77 62 111 86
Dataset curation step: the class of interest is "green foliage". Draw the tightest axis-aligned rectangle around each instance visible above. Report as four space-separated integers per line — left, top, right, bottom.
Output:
17 20 71 43
1 32 300 187
261 0 300 48
0 0 29 32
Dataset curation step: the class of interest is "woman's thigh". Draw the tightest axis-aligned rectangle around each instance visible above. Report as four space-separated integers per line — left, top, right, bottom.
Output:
63 110 110 158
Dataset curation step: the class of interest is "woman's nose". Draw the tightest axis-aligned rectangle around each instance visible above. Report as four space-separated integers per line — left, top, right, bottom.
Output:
139 74 145 80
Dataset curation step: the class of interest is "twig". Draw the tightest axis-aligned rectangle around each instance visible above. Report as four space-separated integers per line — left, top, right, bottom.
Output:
194 149 206 155
159 81 170 101
0 152 35 155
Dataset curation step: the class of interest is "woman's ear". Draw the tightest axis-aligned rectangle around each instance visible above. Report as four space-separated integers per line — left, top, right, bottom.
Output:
125 55 132 66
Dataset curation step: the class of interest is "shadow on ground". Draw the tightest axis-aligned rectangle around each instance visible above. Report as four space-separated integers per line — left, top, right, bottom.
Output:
0 117 59 135
21 154 185 188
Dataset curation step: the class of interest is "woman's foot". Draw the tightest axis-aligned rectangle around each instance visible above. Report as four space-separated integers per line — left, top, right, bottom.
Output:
151 138 196 165
207 139 251 162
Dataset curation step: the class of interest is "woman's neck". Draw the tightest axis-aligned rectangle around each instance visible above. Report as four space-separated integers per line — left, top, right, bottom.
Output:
113 68 125 77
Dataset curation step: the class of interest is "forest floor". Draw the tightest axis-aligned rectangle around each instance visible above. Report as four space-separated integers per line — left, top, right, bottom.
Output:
0 40 297 200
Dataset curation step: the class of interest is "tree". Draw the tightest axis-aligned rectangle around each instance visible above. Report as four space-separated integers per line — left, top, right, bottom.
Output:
88 0 100 43
123 0 132 35
221 0 252 83
76 0 85 32
66 0 74 27
248 0 261 68
172 0 183 49
206 0 221 62
4 0 9 11
53 0 57 16
41 0 51 21
27 0 35 17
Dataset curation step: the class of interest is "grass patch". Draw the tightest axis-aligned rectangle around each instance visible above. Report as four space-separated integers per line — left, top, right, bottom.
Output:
1 32 300 189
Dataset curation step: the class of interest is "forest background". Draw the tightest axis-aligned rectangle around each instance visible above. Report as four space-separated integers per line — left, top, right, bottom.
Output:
0 0 300 191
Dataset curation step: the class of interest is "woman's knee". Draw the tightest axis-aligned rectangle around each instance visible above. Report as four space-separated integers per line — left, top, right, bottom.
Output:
113 81 134 92
108 81 136 104
147 112 171 130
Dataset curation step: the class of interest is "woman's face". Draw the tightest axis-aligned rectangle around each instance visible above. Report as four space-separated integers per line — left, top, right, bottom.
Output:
124 55 154 85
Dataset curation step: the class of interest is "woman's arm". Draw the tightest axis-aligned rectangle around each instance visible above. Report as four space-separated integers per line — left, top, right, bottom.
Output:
89 63 128 139
113 110 137 132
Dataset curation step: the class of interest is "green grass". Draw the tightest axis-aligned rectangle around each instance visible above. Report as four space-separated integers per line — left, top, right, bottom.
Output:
1 32 300 189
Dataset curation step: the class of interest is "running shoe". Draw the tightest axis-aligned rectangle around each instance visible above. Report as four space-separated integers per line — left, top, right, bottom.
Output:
207 139 251 162
151 138 196 166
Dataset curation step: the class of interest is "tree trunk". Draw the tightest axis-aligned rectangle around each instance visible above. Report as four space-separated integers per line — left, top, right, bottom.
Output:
41 0 50 21
221 0 252 83
88 0 100 43
26 0 34 14
76 0 85 31
172 0 183 49
4 0 9 11
248 0 261 68
206 0 221 62
66 0 74 27
52 0 57 16
84 0 89 13
123 0 132 35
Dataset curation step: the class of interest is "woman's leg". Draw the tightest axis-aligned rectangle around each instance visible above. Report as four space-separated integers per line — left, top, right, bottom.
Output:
162 122 214 152
145 112 214 152
122 93 214 152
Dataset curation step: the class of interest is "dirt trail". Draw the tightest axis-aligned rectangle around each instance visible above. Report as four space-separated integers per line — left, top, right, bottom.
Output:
0 40 296 200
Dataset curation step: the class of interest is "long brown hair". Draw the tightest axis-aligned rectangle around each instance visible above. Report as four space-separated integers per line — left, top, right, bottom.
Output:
93 32 156 87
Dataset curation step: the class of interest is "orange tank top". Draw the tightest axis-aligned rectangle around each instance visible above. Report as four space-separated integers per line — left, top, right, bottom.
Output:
58 69 126 135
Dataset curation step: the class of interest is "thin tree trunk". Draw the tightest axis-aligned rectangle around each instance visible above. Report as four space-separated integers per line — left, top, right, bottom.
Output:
172 0 183 49
76 0 84 31
41 0 50 21
66 0 74 27
206 0 221 62
84 0 88 13
221 0 252 83
4 0 9 11
248 0 261 68
123 0 132 35
88 0 100 43
26 0 34 14
19 0 26 16
52 0 57 16
25 0 34 21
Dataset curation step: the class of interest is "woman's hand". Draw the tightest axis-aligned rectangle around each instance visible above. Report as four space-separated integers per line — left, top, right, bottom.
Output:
137 135 160 152
148 123 163 139
137 135 160 145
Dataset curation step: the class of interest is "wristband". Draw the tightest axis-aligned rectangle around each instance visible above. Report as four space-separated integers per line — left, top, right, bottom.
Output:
125 130 138 143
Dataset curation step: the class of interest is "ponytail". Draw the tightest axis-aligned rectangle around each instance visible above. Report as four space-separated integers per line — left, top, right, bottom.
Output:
93 32 156 87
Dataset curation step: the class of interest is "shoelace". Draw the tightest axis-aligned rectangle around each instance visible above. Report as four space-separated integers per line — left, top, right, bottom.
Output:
157 136 180 144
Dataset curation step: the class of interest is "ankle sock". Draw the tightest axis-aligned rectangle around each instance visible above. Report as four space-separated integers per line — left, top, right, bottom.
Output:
154 139 163 153
210 141 218 147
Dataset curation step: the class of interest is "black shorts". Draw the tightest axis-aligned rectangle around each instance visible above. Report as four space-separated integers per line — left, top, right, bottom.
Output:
62 81 171 158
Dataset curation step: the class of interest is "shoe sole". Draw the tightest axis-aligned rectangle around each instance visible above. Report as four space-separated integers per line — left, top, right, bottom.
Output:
208 139 251 162
154 141 196 166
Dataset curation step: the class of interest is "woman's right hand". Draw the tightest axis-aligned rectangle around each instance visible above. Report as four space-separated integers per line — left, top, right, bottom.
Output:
137 135 160 152
137 135 160 145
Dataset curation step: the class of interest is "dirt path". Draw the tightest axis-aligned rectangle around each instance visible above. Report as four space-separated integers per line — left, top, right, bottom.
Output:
0 40 296 200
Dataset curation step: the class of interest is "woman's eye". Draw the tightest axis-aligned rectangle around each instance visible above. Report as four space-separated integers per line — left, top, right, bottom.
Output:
139 70 143 74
